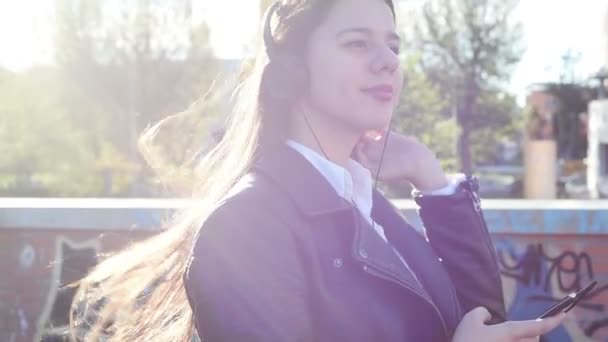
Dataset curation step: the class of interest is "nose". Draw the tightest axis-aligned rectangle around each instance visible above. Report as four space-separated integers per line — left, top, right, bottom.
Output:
370 45 400 74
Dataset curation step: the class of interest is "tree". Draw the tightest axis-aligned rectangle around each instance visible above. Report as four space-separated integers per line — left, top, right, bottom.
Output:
394 56 458 170
0 67 123 196
381 55 459 197
408 0 524 174
53 0 220 195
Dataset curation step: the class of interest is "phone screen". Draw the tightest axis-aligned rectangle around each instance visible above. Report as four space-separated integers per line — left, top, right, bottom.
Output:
537 281 597 319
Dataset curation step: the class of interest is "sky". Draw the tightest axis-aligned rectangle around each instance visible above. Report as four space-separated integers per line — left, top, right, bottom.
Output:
511 0 607 99
0 0 606 103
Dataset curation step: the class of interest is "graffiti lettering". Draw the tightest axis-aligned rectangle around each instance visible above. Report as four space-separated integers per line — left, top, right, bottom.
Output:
498 242 608 340
500 243 594 293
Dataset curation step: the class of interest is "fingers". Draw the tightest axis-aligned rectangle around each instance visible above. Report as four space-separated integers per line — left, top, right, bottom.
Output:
458 307 565 342
518 338 539 342
465 307 492 324
503 313 566 339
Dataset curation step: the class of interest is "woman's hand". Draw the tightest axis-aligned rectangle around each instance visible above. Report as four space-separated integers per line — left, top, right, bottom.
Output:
354 130 449 192
452 307 566 342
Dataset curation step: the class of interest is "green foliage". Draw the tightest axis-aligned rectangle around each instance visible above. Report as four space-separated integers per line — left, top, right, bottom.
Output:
0 0 220 197
394 56 459 171
0 68 120 196
404 0 524 173
383 56 460 198
54 0 219 153
470 91 524 165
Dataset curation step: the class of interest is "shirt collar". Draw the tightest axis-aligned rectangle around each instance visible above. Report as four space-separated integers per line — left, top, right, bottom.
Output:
286 140 374 218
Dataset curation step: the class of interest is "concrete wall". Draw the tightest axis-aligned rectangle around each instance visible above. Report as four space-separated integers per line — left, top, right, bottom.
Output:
2 198 608 341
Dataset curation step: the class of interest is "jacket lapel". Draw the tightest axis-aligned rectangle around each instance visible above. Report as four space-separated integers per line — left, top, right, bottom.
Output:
253 145 351 217
254 144 460 332
350 207 432 301
372 191 463 333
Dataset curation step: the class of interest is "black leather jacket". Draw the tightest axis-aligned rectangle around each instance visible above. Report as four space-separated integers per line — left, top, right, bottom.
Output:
184 146 506 341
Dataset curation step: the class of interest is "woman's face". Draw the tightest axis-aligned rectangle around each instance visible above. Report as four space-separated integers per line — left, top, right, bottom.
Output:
304 0 402 135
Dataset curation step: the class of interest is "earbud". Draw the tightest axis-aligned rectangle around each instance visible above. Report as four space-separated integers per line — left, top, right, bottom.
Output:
365 129 384 142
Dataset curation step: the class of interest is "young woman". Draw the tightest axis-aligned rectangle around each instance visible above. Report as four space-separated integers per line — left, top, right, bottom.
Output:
71 0 566 341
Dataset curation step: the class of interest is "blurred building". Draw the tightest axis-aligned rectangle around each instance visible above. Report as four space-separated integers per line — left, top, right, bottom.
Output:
605 7 608 68
526 83 593 161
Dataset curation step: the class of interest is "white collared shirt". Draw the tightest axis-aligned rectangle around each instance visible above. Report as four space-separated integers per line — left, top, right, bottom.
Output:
286 140 463 241
286 140 388 240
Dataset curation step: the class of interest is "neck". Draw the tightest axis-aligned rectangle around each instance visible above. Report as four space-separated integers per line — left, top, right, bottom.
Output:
288 105 361 168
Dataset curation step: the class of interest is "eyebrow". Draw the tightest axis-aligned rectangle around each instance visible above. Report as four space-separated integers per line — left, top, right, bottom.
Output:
336 27 401 43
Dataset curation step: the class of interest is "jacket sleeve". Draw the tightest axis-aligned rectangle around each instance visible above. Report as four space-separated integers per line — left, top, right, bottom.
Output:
414 177 507 324
183 199 313 341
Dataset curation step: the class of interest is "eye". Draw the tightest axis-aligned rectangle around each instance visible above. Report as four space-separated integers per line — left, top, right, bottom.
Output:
389 45 400 55
345 39 369 50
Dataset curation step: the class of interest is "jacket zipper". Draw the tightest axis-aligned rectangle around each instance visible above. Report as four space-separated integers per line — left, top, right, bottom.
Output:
362 263 450 339
464 179 499 268
350 208 450 339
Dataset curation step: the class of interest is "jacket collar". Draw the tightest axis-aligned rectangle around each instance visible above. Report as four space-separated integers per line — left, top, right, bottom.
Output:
253 144 352 217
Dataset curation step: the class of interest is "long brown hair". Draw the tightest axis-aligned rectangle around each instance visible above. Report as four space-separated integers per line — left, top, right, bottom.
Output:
70 1 395 340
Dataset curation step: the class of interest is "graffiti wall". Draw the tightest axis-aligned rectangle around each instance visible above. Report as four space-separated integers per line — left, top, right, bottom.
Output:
401 201 608 342
492 207 608 341
0 198 172 342
0 229 152 342
496 236 608 341
1 199 608 341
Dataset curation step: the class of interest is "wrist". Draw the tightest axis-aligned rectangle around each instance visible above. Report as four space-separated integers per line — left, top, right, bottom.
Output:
412 173 468 197
412 174 450 193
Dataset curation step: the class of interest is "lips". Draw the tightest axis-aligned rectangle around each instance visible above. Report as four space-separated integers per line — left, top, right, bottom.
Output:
362 85 394 102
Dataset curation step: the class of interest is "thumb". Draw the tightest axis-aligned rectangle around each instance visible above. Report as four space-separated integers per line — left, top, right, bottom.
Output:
507 312 567 339
466 307 492 324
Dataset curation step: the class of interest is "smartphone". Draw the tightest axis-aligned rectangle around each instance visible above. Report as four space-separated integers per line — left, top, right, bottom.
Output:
537 280 597 319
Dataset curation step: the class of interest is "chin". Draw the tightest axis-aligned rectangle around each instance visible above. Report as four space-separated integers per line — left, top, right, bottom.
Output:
367 115 392 130
344 109 392 133
356 121 390 135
